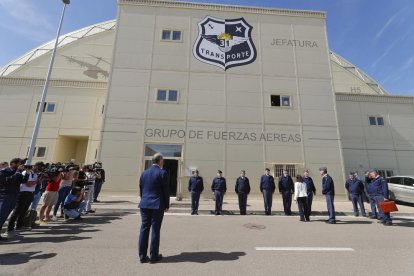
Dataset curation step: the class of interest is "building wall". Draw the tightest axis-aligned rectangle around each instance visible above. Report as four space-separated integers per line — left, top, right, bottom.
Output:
336 93 414 177
100 0 345 196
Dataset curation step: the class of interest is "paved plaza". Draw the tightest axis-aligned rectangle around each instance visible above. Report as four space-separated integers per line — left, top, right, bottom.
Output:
1 194 414 276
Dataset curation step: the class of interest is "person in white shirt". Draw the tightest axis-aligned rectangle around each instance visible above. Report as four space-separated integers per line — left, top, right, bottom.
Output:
6 162 42 233
294 175 310 222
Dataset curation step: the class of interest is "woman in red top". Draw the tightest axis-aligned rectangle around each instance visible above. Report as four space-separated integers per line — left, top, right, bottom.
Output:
39 173 61 223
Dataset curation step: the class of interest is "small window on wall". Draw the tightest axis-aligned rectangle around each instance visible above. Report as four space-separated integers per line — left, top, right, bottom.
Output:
156 89 179 103
36 102 56 113
369 116 385 126
161 29 182 41
271 95 291 107
27 147 47 158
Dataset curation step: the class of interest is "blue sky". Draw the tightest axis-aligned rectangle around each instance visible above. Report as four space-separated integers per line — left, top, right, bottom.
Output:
0 0 413 95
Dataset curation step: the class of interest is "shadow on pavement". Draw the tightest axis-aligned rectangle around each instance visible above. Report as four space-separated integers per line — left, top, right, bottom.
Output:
312 219 373 225
392 218 414 228
162 251 246 263
5 211 134 245
0 251 57 265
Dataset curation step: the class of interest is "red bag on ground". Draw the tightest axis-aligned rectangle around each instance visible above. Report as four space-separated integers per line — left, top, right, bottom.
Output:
378 201 398 213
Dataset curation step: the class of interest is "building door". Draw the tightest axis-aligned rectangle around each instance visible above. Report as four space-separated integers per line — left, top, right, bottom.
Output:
163 159 178 197
143 143 183 198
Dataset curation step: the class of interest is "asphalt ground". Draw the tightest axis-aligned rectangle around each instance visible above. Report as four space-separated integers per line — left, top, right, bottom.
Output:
1 197 414 276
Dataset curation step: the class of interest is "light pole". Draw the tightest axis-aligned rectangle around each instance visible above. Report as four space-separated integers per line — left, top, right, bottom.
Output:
26 0 70 165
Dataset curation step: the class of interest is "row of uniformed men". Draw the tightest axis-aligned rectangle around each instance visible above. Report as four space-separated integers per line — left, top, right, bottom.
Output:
188 167 393 225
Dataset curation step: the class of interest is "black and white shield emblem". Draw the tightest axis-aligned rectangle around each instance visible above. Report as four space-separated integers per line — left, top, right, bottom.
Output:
193 16 257 70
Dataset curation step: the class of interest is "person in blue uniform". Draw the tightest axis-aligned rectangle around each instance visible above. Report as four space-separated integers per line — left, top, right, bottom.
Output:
278 170 294 216
188 170 204 215
235 170 250 215
211 170 226 215
138 153 170 264
319 167 336 224
345 171 366 217
303 169 316 217
260 168 275 215
364 170 377 219
368 169 392 226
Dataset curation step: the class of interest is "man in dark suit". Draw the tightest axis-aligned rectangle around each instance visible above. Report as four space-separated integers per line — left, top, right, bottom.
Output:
138 153 170 264
260 168 275 215
188 170 204 215
320 167 336 224
235 170 250 215
211 170 226 215
278 170 294 216
303 169 316 217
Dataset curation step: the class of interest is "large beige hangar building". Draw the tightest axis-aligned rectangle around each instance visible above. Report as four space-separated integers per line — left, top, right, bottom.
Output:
0 0 413 199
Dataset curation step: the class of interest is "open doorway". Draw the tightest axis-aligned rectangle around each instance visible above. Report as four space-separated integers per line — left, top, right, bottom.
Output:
163 159 178 197
54 135 88 164
143 159 178 197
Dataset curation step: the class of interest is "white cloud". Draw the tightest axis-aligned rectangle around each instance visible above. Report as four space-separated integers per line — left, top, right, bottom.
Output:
0 0 55 42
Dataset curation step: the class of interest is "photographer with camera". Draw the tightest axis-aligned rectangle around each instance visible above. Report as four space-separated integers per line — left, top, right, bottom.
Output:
93 162 105 203
83 165 96 214
52 167 76 221
4 162 44 237
0 158 29 241
63 186 86 220
39 172 61 224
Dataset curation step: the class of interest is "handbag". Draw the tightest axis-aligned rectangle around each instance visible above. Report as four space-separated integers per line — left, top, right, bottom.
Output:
378 201 398 213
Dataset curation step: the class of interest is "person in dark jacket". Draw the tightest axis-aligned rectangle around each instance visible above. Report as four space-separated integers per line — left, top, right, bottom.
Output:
235 170 250 215
260 168 276 215
278 170 294 216
188 170 204 215
0 158 29 241
138 153 170 264
345 172 366 217
368 169 392 226
320 167 336 224
211 170 226 215
303 169 316 217
364 170 377 219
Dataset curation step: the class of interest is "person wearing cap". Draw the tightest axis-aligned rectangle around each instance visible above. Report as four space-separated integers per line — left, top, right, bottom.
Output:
235 170 250 215
211 170 226 215
260 168 276 215
345 171 366 217
364 170 377 219
188 170 204 215
368 169 392 226
319 167 336 224
0 158 29 241
278 169 294 216
303 169 316 217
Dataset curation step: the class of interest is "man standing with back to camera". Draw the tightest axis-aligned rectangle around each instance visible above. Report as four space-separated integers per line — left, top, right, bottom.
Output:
138 153 170 264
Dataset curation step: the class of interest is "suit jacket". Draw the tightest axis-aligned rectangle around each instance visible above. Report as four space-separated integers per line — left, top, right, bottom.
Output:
260 175 275 193
278 175 294 193
322 174 335 195
235 177 250 194
139 164 170 210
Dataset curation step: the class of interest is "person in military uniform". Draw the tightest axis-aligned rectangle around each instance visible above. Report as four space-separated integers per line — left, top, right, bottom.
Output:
211 170 226 215
319 167 336 224
188 170 204 215
364 170 377 219
345 171 366 217
235 170 250 215
278 170 294 216
260 168 275 215
303 169 316 217
368 169 392 226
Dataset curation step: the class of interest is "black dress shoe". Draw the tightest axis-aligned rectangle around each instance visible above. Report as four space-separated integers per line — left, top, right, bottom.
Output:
140 256 150 263
150 254 163 264
0 236 8 242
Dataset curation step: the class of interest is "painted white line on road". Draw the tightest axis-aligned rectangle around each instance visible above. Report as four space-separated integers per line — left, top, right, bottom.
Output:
255 247 354 251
